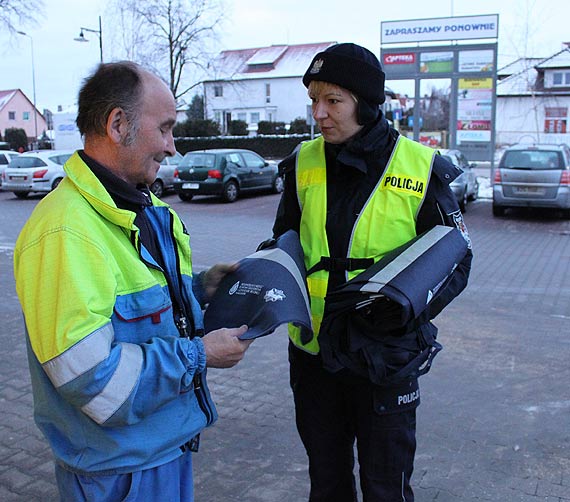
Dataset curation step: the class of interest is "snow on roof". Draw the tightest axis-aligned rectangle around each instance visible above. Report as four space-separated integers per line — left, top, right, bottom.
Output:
245 45 288 66
498 46 570 96
536 47 570 69
497 58 545 78
0 90 18 111
497 67 537 96
206 42 336 82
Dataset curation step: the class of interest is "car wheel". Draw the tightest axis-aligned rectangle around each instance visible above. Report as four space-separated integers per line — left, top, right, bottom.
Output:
459 188 468 212
52 177 63 190
272 175 284 194
149 179 164 198
222 180 239 202
178 192 194 202
492 204 505 217
470 181 479 201
14 191 29 199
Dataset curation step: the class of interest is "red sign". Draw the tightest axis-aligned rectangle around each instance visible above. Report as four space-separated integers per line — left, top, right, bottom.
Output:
384 53 416 65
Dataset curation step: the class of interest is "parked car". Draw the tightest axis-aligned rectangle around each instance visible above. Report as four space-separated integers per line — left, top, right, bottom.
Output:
0 151 20 187
150 151 183 197
173 149 283 202
439 148 479 212
492 143 570 217
1 150 74 198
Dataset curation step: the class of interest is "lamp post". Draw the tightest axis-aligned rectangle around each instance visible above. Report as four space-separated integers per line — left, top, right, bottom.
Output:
16 30 38 148
74 16 103 62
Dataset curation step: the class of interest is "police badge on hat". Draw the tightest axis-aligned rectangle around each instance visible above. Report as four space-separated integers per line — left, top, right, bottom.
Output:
309 58 324 74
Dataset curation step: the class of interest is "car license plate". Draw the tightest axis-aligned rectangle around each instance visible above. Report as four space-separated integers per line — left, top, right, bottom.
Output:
514 186 545 195
11 175 27 181
182 183 199 189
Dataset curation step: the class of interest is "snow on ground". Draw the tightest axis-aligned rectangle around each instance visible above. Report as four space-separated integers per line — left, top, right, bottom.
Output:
477 176 492 199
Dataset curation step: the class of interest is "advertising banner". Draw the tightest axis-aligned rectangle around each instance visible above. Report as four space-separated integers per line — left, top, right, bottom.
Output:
420 52 454 73
457 78 493 142
458 50 495 72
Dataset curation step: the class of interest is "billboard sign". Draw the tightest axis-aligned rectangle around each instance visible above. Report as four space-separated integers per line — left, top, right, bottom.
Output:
381 15 499 44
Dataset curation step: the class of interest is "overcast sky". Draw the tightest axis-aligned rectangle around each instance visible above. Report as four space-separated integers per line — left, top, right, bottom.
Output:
1 0 568 113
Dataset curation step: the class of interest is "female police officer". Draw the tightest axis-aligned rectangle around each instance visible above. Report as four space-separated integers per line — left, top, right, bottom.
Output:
271 43 472 501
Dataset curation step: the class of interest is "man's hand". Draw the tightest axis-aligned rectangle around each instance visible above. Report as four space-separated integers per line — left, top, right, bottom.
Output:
202 325 253 368
202 263 238 301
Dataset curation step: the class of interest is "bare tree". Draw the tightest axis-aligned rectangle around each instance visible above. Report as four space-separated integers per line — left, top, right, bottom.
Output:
109 0 224 102
0 0 44 34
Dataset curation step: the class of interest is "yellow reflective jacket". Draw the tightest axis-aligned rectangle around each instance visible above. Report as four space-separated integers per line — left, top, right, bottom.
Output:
289 135 435 353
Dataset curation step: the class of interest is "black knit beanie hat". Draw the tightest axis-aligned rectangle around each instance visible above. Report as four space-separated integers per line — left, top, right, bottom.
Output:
303 43 386 124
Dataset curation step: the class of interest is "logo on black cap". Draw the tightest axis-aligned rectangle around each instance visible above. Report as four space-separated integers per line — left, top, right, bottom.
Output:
309 58 324 74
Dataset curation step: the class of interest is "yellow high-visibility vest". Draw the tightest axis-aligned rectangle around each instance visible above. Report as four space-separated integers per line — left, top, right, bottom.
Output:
290 134 434 354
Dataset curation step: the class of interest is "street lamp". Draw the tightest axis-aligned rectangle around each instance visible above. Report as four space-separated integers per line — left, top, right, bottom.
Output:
74 16 103 62
16 30 38 148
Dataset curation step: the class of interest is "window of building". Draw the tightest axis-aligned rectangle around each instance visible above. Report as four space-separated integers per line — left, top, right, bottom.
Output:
214 111 222 126
552 71 570 86
23 111 30 121
214 85 223 97
544 106 567 133
8 111 15 120
237 113 247 122
250 112 260 124
266 83 271 103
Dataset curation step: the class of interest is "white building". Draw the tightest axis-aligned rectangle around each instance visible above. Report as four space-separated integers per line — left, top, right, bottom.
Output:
203 42 335 134
496 44 570 146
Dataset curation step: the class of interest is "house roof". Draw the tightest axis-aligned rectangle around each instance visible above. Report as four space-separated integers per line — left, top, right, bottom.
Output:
497 47 570 97
0 88 45 119
204 42 336 82
536 47 570 69
497 58 545 79
0 90 18 111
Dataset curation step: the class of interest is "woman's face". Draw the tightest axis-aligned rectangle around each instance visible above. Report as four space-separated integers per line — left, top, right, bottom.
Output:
309 81 363 144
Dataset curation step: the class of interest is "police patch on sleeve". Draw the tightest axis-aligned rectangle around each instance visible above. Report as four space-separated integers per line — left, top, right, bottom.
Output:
450 210 472 249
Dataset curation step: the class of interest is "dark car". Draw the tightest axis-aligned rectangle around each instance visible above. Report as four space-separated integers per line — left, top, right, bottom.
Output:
439 148 479 212
492 143 570 217
173 149 283 202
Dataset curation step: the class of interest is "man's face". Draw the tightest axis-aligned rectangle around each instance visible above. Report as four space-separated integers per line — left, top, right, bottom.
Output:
119 74 177 186
309 82 363 144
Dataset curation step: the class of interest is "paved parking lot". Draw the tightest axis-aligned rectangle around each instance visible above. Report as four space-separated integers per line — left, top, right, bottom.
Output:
1 187 569 501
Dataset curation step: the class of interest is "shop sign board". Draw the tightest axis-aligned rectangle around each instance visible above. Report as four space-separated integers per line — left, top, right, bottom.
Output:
381 15 499 44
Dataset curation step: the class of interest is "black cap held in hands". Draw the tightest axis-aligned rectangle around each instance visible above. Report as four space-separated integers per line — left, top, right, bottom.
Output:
303 43 386 106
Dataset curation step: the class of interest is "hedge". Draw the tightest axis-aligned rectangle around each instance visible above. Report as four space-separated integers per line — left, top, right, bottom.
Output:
174 134 316 160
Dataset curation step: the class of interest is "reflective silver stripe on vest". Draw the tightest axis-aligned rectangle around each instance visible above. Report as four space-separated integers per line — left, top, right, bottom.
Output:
43 324 114 388
360 225 454 293
81 342 143 425
250 247 312 317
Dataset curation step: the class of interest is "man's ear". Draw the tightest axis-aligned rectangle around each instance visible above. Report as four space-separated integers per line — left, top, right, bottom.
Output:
106 107 128 144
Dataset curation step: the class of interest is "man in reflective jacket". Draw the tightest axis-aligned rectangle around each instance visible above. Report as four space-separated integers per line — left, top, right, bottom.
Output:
14 62 253 502
272 43 472 501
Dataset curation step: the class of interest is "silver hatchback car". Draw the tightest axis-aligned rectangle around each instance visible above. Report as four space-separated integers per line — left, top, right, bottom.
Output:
150 151 183 198
1 150 74 198
439 148 479 212
492 144 570 217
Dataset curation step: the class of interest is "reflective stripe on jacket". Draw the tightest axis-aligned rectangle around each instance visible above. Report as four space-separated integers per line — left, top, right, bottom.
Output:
289 135 435 354
14 151 216 474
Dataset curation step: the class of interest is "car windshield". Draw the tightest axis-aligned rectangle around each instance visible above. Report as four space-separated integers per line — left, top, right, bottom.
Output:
181 153 216 168
502 150 562 170
9 157 47 168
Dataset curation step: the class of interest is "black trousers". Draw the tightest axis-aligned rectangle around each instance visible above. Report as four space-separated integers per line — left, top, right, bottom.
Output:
289 344 418 502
